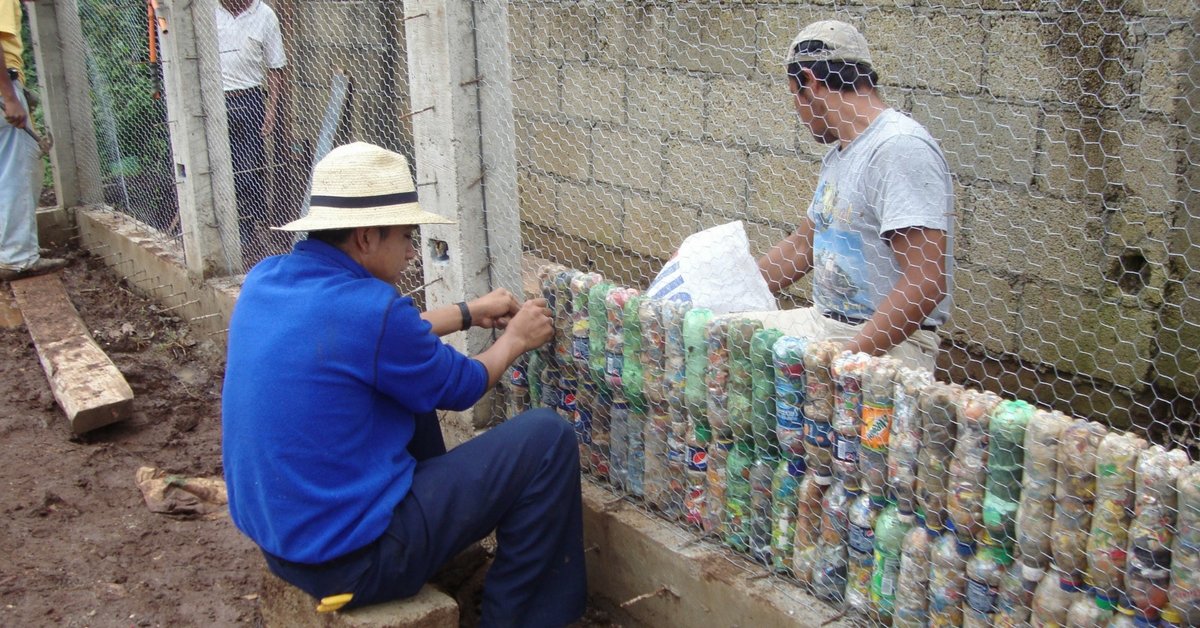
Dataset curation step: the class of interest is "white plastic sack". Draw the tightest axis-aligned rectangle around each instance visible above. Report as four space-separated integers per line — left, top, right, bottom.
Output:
647 221 778 315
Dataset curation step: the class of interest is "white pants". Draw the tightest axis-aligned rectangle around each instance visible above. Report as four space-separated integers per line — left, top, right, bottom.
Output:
0 81 42 272
717 306 939 372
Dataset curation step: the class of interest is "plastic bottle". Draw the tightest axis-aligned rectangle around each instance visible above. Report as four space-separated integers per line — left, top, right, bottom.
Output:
812 474 856 603
749 453 776 564
642 405 671 511
551 269 580 367
1054 419 1109 584
573 381 595 472
847 492 882 614
1030 568 1087 627
771 456 807 573
802 340 840 477
604 287 636 391
589 386 612 480
860 356 899 503
965 536 1014 628
1168 461 1200 625
792 470 831 586
1103 604 1137 628
1067 591 1116 627
894 517 941 628
683 308 715 422
723 441 755 553
609 395 630 492
506 354 531 416
1086 432 1147 598
622 294 646 408
949 390 1000 544
705 317 735 442
536 263 568 366
625 402 647 499
638 298 665 407
831 351 870 485
540 364 564 411
726 318 763 444
872 503 915 624
661 299 692 415
984 399 1035 547
1017 409 1072 572
889 368 933 516
995 562 1042 628
929 526 972 628
1128 446 1188 578
569 272 603 379
751 328 785 458
683 421 707 530
527 349 545 409
587 282 613 387
703 440 731 536
662 405 688 520
918 382 962 531
772 336 809 463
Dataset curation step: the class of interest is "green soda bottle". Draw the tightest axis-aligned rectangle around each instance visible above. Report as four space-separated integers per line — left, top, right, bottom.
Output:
750 328 784 457
587 282 613 389
622 294 645 409
683 308 714 421
872 503 916 622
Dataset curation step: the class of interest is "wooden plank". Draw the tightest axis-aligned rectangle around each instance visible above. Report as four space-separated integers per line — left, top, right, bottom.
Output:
10 274 133 434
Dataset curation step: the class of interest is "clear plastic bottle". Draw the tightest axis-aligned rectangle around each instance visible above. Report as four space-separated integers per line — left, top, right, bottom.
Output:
1087 432 1147 598
1168 461 1200 625
569 272 603 379
792 470 831 586
1104 603 1137 628
749 453 776 564
723 441 755 553
1017 409 1072 572
625 404 646 498
929 526 972 627
772 336 809 462
802 340 840 477
889 368 933 516
682 308 714 421
551 270 579 368
663 405 689 520
642 405 671 510
1053 419 1108 583
1129 446 1187 587
609 395 630 492
638 298 666 407
506 354 531 416
683 423 707 530
703 440 731 536
587 281 614 387
872 503 915 624
589 386 612 480
984 399 1035 547
771 456 806 573
621 294 646 408
894 517 942 628
995 562 1042 628
812 475 856 603
727 318 763 444
949 390 1001 544
573 381 595 472
965 537 1014 628
527 349 545 409
847 492 882 614
1067 591 1116 627
1030 568 1086 627
831 351 870 485
604 287 636 391
918 382 962 531
860 356 899 503
536 263 568 366
661 299 692 416
705 317 735 442
750 328 785 457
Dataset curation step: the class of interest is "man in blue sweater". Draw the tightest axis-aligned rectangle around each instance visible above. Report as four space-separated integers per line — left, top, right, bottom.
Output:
222 142 586 626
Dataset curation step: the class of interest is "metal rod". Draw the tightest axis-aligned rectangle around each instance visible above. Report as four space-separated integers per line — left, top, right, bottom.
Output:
402 11 428 22
460 75 484 87
400 276 443 298
189 313 220 322
398 106 434 121
206 328 229 337
159 299 199 313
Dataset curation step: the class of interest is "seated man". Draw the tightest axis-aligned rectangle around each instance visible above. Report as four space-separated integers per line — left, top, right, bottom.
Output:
222 142 586 626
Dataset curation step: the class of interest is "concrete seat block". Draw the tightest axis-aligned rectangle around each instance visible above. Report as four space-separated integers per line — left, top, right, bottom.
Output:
261 569 459 628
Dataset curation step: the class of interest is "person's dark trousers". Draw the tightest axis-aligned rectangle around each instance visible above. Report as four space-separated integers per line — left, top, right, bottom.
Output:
263 409 587 628
224 88 270 267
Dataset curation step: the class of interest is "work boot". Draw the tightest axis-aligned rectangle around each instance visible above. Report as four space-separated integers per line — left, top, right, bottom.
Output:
0 257 67 281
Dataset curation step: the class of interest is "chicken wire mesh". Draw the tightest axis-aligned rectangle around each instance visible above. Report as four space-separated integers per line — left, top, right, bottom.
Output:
55 0 1200 624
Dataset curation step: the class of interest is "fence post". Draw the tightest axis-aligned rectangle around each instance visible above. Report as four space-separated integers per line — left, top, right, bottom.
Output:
403 0 522 429
156 0 241 279
28 0 103 208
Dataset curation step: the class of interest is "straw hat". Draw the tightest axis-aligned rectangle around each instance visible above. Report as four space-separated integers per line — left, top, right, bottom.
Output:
275 142 455 231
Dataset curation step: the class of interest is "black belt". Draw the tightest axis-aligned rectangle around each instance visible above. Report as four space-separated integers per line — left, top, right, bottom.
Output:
822 310 938 333
225 86 264 98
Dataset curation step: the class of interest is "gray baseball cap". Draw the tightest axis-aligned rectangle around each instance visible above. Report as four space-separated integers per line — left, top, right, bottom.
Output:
783 20 873 67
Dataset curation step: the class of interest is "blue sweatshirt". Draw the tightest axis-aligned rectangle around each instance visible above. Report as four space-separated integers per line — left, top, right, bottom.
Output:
222 240 488 564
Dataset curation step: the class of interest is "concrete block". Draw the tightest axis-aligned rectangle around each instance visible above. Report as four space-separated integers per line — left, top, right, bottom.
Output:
260 570 457 628
1140 28 1192 116
517 169 557 229
911 94 1038 188
581 481 853 628
1036 108 1113 202
1125 0 1197 15
698 211 790 261
706 77 797 151
524 117 591 180
1099 203 1172 310
959 185 1105 287
746 152 821 227
524 229 659 289
512 57 560 118
754 7 830 79
984 16 1066 102
622 193 699 261
558 181 625 249
508 4 594 63
297 2 389 49
36 206 76 246
562 64 626 126
664 6 758 76
867 12 986 94
1017 281 1157 391
593 125 664 193
1043 9 1132 110
1154 276 1200 397
596 4 671 69
627 69 705 139
945 264 1021 356
1109 116 1184 216
663 140 748 215
933 0 1050 9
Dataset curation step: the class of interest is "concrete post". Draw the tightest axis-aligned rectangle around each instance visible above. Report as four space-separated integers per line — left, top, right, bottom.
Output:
28 0 103 208
157 0 241 279
403 0 522 430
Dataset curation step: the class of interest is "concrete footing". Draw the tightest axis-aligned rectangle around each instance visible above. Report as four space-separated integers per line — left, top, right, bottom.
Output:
259 570 459 628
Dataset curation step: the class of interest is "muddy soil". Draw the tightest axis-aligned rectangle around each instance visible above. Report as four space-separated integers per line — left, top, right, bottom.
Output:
0 248 618 627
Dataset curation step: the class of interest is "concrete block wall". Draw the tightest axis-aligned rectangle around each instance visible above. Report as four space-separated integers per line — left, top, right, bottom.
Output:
507 0 1200 414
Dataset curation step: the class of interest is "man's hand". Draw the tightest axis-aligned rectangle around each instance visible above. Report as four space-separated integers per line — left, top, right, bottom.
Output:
469 288 520 330
4 97 26 130
501 298 553 353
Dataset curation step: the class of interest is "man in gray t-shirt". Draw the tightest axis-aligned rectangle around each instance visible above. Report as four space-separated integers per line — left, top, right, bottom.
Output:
758 20 954 370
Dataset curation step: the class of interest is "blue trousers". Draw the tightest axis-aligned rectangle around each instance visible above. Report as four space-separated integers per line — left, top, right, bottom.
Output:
225 88 270 266
263 409 587 628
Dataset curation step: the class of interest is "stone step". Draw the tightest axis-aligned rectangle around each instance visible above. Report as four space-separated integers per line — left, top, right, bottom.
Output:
260 570 459 628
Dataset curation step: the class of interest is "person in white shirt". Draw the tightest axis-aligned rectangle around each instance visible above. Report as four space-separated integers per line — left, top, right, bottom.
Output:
216 0 287 267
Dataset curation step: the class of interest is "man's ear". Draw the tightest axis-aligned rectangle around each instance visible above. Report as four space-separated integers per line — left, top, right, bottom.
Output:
350 227 373 252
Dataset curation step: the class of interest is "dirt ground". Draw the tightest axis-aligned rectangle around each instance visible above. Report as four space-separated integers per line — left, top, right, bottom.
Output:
0 247 617 627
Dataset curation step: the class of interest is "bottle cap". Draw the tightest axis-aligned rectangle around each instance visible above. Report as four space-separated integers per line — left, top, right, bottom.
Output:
869 495 887 509
1114 604 1135 617
1160 608 1183 623
1094 593 1116 611
1058 577 1084 593
787 457 807 477
956 540 975 557
1021 563 1045 582
814 472 834 486
898 512 916 524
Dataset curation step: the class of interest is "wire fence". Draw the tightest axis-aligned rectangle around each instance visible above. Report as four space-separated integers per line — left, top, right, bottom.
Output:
55 0 1200 625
